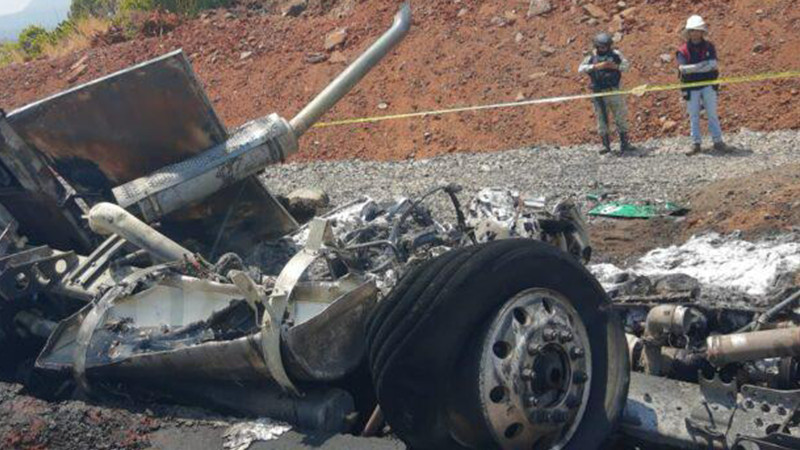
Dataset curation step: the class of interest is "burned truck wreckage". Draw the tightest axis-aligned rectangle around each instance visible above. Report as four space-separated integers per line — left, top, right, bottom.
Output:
1 4 799 450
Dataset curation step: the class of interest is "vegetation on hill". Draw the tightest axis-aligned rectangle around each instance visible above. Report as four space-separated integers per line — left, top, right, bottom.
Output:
0 0 229 66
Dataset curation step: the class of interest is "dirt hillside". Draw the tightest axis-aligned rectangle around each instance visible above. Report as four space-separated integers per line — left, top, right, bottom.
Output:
590 162 800 265
1 0 799 161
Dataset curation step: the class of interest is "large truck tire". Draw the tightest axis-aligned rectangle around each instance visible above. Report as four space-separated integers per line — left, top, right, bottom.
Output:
366 239 629 449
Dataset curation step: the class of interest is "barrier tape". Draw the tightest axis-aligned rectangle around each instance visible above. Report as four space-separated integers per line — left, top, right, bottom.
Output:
312 69 800 128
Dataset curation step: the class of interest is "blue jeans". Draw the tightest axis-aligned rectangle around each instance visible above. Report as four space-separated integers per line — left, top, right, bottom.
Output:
687 86 723 144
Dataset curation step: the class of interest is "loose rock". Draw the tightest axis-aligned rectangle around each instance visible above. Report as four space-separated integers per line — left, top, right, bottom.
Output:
305 52 328 64
583 4 610 21
324 28 348 51
527 0 552 17
282 0 307 17
66 64 87 84
662 120 678 133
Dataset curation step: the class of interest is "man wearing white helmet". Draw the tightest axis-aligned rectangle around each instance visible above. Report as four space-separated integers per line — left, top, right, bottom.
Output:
677 15 728 156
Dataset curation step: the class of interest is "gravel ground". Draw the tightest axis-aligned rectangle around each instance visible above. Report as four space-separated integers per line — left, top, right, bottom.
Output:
263 129 800 213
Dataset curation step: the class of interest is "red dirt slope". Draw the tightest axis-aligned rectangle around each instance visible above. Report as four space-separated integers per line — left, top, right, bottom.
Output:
1 0 799 161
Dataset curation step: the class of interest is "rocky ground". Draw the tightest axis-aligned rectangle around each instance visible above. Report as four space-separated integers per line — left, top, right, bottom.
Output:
1 0 799 161
0 382 402 450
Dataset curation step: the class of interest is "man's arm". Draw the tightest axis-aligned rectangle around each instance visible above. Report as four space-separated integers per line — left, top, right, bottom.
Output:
677 44 718 74
578 55 595 73
614 50 630 72
679 59 718 74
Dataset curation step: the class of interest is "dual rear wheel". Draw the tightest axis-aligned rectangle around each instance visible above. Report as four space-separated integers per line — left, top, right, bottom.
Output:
366 239 629 449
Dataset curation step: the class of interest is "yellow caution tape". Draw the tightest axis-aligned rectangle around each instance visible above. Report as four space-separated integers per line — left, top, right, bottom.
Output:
312 70 800 128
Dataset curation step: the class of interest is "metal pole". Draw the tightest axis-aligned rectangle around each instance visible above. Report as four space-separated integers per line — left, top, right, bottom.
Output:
706 327 800 366
289 3 412 136
87 202 195 264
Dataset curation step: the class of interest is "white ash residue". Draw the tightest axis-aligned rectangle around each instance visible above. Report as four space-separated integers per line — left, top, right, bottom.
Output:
223 418 292 450
633 233 800 297
592 233 800 298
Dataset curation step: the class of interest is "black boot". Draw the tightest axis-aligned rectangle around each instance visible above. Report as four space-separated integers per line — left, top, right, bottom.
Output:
619 132 632 153
599 134 611 154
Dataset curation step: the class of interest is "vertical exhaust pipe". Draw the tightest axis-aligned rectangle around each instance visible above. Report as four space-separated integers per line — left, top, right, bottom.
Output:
289 3 412 136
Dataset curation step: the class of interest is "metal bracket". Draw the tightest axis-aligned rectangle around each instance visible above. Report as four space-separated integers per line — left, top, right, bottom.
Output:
230 269 299 396
243 218 337 395
686 374 738 448
0 220 19 256
64 234 127 290
0 246 80 301
729 385 800 442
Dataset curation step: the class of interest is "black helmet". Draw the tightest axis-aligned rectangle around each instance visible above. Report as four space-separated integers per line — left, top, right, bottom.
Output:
593 33 613 48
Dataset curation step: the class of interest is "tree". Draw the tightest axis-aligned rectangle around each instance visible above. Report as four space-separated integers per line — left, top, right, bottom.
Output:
18 25 50 57
70 0 119 18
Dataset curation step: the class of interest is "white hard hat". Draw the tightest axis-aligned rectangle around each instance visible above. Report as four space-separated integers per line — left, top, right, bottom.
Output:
684 15 708 33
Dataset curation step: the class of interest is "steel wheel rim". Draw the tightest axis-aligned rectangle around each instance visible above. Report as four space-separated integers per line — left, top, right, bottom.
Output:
478 288 593 449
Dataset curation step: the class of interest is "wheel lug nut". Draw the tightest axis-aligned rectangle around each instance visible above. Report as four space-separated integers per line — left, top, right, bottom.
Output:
570 347 585 360
521 368 534 381
527 343 540 355
559 331 573 343
524 396 539 407
530 410 550 423
566 395 581 409
542 328 557 342
573 371 588 384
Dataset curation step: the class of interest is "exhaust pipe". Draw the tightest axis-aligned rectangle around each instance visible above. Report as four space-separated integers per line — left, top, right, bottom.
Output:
290 3 412 136
706 327 800 366
113 4 412 222
88 202 196 263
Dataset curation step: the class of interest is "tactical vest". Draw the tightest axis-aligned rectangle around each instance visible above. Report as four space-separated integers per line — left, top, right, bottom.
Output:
589 51 622 92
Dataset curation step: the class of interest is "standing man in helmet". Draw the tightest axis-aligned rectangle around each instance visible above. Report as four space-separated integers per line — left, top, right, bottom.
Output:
677 15 728 156
579 33 631 155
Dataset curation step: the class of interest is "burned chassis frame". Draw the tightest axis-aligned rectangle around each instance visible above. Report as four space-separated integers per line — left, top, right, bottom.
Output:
617 298 800 450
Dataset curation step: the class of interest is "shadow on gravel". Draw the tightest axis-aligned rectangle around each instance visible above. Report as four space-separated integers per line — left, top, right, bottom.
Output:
706 145 754 158
619 146 652 158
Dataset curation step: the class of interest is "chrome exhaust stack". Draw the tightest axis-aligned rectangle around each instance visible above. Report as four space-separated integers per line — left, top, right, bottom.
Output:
289 3 411 136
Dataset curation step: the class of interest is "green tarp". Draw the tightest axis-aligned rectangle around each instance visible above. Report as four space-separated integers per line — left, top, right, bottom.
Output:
588 201 688 219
